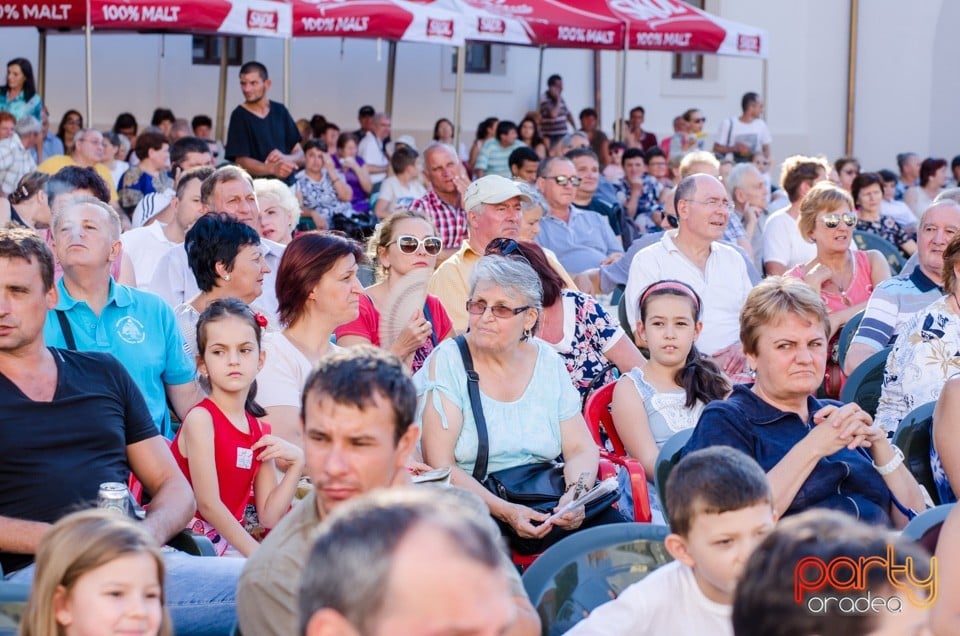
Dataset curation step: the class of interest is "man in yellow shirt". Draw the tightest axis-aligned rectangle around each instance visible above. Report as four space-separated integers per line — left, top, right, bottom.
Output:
37 127 118 202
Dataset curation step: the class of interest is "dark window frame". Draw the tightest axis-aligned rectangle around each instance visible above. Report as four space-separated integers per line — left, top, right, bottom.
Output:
192 35 243 66
671 0 705 80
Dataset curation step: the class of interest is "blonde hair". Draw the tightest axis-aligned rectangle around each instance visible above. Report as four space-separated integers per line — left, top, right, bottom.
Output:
253 179 301 231
20 509 172 636
679 151 720 179
740 276 830 356
366 211 436 281
796 181 855 241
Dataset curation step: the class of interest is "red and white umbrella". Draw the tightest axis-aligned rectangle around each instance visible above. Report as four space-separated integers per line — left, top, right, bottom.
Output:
289 0 465 44
454 0 624 49
91 0 292 37
0 1 85 28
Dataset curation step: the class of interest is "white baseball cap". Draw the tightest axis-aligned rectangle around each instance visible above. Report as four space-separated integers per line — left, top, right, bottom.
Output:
132 189 175 228
463 175 531 212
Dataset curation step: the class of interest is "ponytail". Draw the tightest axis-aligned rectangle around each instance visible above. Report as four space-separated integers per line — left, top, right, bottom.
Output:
244 379 268 418
675 344 730 408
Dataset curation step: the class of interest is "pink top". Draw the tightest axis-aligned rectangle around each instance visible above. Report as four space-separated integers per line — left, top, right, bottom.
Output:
334 293 453 373
785 250 874 313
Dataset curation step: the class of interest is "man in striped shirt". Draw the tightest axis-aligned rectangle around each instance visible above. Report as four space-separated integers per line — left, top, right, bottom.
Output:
843 200 960 374
538 74 575 147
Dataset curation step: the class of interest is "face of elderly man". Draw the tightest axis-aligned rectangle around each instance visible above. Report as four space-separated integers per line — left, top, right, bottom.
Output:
469 197 523 250
53 201 120 271
537 159 578 211
917 202 960 283
737 168 768 210
677 175 731 244
210 177 260 232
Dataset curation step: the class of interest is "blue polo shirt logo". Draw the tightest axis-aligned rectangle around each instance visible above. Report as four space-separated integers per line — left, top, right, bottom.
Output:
116 316 146 344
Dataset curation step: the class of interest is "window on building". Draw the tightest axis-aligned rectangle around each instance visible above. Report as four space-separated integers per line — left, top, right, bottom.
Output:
672 0 704 79
451 42 492 74
192 35 243 66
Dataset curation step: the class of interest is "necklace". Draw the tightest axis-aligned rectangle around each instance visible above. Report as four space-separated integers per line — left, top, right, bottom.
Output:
828 254 854 306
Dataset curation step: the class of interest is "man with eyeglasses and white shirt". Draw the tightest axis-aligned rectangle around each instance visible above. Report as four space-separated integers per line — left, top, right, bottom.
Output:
535 157 623 276
624 174 752 376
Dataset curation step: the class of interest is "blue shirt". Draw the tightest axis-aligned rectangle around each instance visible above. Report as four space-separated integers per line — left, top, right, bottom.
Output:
683 384 892 525
28 132 64 164
537 207 622 273
43 279 196 438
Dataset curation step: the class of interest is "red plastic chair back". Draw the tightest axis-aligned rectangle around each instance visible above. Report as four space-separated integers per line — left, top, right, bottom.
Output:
583 381 627 456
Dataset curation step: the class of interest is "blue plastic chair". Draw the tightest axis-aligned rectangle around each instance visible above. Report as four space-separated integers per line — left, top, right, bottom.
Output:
654 428 695 519
853 230 905 274
836 309 865 371
902 503 955 553
892 401 940 507
521 523 672 635
839 346 891 418
0 581 30 636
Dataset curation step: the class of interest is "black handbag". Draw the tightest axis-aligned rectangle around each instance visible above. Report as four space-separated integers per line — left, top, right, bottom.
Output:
455 336 623 553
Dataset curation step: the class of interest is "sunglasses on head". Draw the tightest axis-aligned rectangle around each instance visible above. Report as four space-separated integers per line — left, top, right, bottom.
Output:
484 237 526 259
387 235 443 255
546 175 582 187
821 212 857 229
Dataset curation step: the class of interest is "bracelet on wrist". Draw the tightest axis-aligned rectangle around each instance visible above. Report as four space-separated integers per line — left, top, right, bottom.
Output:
873 446 904 476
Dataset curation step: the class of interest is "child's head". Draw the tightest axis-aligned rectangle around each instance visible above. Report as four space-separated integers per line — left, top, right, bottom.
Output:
196 298 267 417
664 447 775 605
733 509 933 636
638 280 729 406
22 509 170 636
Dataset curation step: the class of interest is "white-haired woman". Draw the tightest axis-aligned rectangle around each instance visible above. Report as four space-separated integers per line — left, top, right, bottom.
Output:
254 179 300 245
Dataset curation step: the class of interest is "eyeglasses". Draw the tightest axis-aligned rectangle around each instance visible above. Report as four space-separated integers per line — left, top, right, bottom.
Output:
686 198 734 211
386 235 443 255
821 212 858 229
65 118 81 125
465 300 531 319
692 117 706 123
545 175 582 187
484 237 526 259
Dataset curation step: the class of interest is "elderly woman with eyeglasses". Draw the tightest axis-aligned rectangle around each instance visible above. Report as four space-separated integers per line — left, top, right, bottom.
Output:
785 182 891 339
335 211 453 372
416 255 627 554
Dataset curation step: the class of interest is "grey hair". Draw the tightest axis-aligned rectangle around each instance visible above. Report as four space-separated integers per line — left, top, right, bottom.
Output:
53 195 123 241
515 181 546 211
422 141 458 165
298 488 502 636
933 188 960 206
725 163 762 200
469 255 543 337
372 112 390 125
15 115 41 136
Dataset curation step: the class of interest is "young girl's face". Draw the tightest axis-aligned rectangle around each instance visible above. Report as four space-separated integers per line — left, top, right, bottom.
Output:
198 315 265 393
638 294 701 368
56 553 163 636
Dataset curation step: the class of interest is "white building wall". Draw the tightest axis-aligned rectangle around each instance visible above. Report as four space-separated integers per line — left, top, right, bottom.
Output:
0 0 953 172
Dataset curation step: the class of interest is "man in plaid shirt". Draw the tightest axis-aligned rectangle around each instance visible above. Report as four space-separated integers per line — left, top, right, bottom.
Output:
410 142 470 262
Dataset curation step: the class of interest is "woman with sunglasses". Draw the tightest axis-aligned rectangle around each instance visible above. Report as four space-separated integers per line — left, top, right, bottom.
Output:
336 211 453 372
487 238 645 398
55 109 83 154
417 255 627 555
785 182 890 340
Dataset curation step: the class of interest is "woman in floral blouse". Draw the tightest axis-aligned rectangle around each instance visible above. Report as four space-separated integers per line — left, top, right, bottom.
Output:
852 172 916 257
874 233 960 433
486 239 646 398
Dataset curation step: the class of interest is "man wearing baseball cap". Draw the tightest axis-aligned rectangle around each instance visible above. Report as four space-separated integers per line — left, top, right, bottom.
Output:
429 174 577 332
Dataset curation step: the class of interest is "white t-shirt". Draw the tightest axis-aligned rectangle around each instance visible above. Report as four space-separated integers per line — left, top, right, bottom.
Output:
377 176 426 212
120 222 178 290
565 561 732 636
762 206 816 270
882 199 919 228
357 131 388 184
716 117 772 157
624 231 752 355
257 333 342 409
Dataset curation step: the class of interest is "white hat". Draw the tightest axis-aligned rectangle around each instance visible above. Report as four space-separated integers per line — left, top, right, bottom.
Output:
132 189 175 228
463 175 532 212
394 135 419 153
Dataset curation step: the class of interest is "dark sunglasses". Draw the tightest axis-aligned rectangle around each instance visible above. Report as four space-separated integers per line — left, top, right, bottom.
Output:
465 300 531 319
821 212 857 229
387 235 442 255
545 175 582 187
484 237 526 258
693 117 706 123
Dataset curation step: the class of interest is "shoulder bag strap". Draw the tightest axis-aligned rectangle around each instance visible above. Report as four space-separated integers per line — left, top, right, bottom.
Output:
455 335 489 482
422 301 439 347
55 310 76 351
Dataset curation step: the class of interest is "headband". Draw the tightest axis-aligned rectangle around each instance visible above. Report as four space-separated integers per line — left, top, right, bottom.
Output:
639 280 701 315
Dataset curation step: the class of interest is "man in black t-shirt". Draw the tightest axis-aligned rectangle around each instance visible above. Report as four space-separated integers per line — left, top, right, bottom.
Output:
225 61 303 185
0 227 242 635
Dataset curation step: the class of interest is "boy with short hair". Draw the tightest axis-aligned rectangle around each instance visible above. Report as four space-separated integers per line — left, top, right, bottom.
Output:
567 446 776 635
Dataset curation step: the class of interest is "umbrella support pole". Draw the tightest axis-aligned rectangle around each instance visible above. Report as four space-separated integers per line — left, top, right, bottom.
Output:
385 40 397 117
38 29 46 100
453 45 465 155
216 36 228 143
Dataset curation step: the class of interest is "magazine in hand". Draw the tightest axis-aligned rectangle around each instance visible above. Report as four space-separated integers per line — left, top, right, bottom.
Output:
544 477 618 525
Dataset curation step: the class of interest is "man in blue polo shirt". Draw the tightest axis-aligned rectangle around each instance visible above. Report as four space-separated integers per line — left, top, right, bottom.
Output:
43 196 200 438
843 200 960 375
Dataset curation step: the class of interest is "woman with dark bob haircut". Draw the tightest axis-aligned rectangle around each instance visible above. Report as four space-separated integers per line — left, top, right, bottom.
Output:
257 231 365 445
176 212 270 356
0 57 42 122
683 276 926 528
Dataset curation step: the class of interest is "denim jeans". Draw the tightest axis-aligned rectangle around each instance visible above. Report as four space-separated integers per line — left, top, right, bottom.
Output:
8 550 243 635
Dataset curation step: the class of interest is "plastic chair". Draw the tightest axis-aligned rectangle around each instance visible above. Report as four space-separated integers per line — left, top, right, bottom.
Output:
836 309 865 371
902 503 955 554
654 428 695 519
0 581 30 636
838 346 891 417
521 522 672 634
892 401 940 507
853 230 905 274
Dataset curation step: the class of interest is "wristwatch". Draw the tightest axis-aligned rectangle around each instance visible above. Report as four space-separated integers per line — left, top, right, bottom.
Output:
873 446 905 476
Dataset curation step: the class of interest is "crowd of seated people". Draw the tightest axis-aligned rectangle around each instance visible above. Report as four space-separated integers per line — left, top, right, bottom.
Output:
5 57 960 634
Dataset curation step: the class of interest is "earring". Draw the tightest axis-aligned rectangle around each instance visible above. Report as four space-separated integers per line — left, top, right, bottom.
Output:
223 274 231 282
522 328 532 341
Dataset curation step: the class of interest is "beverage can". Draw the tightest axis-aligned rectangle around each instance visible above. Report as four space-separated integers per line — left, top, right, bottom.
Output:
98 481 130 516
